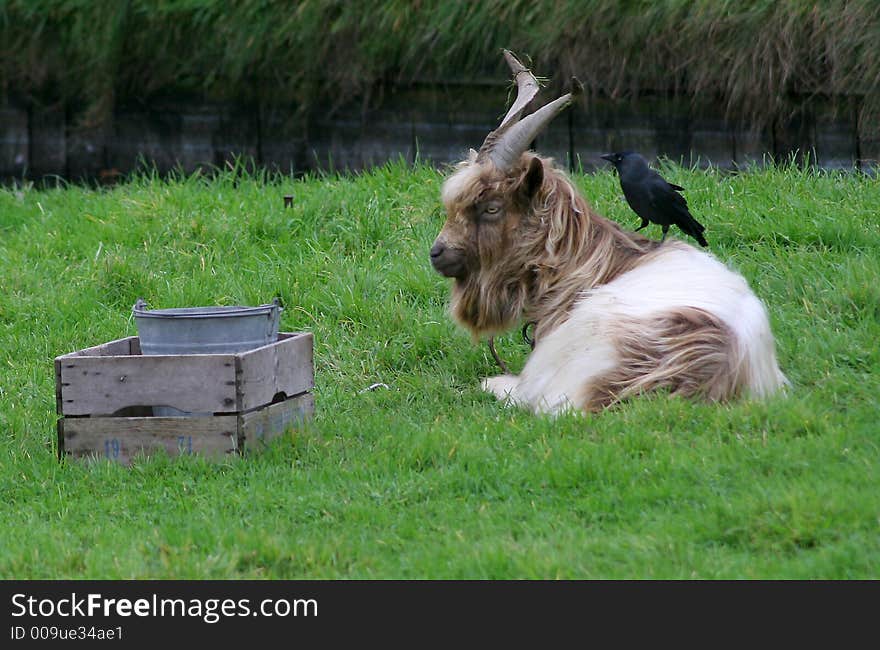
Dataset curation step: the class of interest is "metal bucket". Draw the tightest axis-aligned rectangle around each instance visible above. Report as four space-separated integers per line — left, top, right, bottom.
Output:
132 298 282 416
132 298 282 356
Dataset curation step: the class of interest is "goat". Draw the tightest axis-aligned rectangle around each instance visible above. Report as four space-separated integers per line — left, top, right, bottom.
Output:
429 51 788 414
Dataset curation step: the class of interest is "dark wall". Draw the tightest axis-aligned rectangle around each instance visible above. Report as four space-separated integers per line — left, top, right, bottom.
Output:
1 85 877 183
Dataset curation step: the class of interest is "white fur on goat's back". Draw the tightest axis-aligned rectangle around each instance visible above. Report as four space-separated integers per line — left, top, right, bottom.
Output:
585 242 787 396
483 241 788 413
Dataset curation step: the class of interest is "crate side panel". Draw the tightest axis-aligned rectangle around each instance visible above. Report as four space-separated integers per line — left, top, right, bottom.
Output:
59 355 237 415
61 415 239 465
54 358 63 415
240 393 315 452
237 332 314 411
56 336 138 360
56 418 64 460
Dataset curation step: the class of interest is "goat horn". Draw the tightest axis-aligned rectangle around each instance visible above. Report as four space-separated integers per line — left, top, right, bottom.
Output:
478 53 581 171
481 91 576 171
497 49 540 130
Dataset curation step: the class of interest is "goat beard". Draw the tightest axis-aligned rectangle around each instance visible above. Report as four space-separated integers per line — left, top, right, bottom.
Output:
450 271 527 340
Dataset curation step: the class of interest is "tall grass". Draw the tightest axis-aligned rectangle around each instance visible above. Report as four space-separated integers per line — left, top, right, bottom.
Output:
2 1 879 130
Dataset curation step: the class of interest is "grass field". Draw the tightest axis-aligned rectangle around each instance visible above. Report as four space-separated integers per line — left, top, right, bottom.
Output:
0 159 878 579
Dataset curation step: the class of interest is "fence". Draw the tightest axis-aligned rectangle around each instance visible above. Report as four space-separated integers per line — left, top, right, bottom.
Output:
2 83 877 182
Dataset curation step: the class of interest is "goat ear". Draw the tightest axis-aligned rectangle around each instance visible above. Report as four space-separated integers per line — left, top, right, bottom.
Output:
520 156 544 200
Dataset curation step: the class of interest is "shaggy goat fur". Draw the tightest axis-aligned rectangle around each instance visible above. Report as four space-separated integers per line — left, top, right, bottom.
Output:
433 152 788 414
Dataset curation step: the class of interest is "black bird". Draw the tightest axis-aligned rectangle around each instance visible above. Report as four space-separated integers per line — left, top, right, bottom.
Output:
601 152 708 247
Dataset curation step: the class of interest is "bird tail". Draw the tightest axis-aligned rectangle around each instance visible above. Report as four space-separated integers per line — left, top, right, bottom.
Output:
677 210 708 247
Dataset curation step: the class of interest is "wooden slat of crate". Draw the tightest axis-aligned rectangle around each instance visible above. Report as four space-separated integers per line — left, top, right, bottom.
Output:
55 332 313 416
241 392 314 451
58 353 237 416
70 336 139 357
237 333 314 411
61 414 239 464
60 393 313 465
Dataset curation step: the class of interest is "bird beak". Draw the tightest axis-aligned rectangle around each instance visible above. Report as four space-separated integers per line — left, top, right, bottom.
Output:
600 154 615 163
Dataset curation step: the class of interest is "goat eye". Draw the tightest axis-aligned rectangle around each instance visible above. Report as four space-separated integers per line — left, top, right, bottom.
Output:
472 200 502 222
482 204 502 219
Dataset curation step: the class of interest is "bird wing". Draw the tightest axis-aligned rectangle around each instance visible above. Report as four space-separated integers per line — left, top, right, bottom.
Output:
646 177 705 234
667 182 685 192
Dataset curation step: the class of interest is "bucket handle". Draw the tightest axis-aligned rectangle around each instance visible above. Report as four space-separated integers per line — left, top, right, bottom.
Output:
133 297 281 318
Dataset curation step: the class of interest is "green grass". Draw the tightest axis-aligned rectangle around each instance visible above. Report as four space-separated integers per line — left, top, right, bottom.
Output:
0 159 878 579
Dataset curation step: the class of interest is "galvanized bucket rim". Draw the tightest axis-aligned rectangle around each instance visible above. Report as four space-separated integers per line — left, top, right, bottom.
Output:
132 298 282 319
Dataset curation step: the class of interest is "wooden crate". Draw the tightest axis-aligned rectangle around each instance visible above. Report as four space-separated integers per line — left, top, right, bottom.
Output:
55 332 314 464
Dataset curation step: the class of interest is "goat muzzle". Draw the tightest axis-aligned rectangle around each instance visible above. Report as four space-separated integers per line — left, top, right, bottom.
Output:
430 240 466 278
